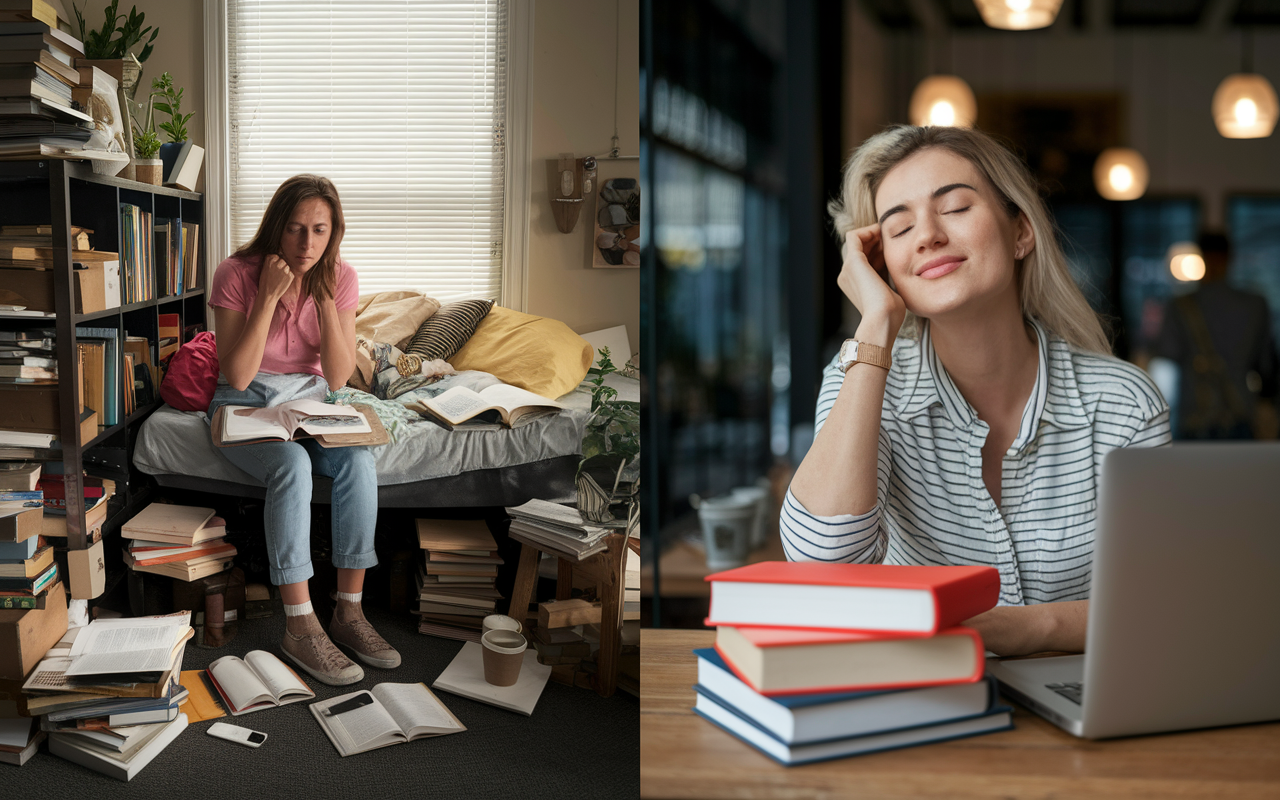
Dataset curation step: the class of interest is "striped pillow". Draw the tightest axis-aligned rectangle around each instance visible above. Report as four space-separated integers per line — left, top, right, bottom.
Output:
403 299 494 361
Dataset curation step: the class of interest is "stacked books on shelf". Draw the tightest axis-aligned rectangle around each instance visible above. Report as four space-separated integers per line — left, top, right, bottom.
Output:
506 498 612 560
153 220 198 297
0 11 96 161
697 561 1013 765
413 518 504 642
0 489 58 609
119 203 154 304
121 503 236 582
0 324 55 381
23 611 193 780
0 225 120 316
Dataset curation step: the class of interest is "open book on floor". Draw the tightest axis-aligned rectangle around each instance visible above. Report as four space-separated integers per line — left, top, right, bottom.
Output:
310 682 465 757
211 400 388 447
206 650 314 715
406 384 564 429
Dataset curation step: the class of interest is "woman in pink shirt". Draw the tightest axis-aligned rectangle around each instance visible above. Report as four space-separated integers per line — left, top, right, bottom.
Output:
208 175 398 685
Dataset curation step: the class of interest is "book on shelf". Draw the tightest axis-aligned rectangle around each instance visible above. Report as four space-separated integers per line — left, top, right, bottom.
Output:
0 21 84 55
310 682 465 757
0 0 65 28
0 44 76 82
705 562 1000 635
407 383 564 429
0 428 55 447
0 488 41 509
694 685 1013 767
0 224 91 246
0 70 71 105
75 326 119 425
712 624 985 696
0 29 83 62
0 505 40 542
158 312 179 339
0 541 51 578
165 142 204 193
118 203 153 304
0 559 55 593
47 712 188 782
0 528 39 558
211 399 388 448
0 58 74 88
181 221 200 290
205 650 314 716
432 641 553 716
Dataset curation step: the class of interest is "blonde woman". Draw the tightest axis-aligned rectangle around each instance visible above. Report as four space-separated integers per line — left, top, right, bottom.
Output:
782 125 1171 656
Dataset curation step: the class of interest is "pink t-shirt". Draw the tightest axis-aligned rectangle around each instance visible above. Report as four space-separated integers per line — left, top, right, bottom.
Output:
208 253 359 378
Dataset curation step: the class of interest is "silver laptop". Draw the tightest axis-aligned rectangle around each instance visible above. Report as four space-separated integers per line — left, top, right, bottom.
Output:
987 443 1280 739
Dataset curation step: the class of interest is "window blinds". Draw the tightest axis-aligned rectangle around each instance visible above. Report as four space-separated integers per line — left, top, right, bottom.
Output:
227 1 506 301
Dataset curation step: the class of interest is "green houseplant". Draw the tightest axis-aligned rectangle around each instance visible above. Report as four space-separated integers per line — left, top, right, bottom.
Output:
576 347 640 529
73 1 158 98
149 72 196 183
129 84 163 185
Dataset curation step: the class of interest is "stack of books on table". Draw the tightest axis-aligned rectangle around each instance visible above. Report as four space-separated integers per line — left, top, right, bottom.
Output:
413 518 504 642
506 498 611 560
122 503 236 582
696 561 1013 766
22 611 193 780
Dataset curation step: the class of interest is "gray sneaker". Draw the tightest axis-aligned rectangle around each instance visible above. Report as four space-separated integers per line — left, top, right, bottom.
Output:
329 608 402 669
281 629 365 686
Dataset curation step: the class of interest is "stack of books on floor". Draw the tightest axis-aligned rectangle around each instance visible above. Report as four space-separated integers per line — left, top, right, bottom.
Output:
413 518 504 642
696 561 1013 765
0 488 58 609
506 498 611 560
22 611 193 780
122 503 236 582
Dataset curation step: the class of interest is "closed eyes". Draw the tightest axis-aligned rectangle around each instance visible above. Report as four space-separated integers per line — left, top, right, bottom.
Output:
889 206 971 238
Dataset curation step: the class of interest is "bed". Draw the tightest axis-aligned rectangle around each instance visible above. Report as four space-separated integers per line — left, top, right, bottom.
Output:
132 369 638 508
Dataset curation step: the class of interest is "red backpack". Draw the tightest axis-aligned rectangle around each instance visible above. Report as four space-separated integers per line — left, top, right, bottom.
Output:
160 331 220 412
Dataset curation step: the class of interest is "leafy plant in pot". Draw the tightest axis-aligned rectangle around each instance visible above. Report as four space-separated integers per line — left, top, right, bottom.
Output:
576 347 640 530
130 108 162 185
151 72 195 181
73 1 158 97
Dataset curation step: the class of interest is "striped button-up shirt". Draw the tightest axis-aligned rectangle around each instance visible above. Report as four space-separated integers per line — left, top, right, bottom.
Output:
781 319 1172 606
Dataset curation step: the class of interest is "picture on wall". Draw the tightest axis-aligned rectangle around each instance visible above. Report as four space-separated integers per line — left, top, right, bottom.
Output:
593 178 640 268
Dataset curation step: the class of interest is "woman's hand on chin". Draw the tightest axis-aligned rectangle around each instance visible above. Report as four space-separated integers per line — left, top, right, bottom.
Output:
259 254 294 305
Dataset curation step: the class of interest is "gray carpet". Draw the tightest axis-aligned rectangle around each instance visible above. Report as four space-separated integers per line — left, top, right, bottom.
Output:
4 602 639 797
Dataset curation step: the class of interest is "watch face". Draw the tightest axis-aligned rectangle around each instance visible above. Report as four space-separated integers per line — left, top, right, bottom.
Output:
841 340 859 363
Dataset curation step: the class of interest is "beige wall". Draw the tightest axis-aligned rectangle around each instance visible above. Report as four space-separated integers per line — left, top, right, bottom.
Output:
119 0 639 350
527 0 640 354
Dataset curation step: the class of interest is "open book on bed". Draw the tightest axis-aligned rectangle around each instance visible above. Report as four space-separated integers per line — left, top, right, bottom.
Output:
310 682 466 756
406 384 564 430
206 650 314 715
210 400 388 448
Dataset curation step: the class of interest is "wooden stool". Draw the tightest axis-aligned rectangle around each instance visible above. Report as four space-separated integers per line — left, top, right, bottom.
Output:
506 528 629 697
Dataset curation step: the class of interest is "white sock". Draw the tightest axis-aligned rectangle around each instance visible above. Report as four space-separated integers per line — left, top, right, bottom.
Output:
284 600 313 616
337 591 362 603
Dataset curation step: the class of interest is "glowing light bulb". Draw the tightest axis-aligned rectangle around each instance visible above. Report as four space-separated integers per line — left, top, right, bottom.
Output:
1182 254 1205 281
1005 0 1031 11
929 101 956 126
1235 97 1259 126
1109 164 1134 193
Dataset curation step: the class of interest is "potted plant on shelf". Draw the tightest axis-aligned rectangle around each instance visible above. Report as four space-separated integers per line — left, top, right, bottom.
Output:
131 112 162 185
576 347 640 531
150 72 199 186
72 1 158 98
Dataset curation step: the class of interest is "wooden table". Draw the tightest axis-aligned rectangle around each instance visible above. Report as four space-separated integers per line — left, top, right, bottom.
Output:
507 528 631 698
641 630 1280 799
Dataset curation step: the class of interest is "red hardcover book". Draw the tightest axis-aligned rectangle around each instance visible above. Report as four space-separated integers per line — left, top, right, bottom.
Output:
705 562 999 635
129 541 237 567
712 624 985 696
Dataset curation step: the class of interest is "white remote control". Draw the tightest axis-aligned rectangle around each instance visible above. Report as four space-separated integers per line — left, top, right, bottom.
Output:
207 722 268 748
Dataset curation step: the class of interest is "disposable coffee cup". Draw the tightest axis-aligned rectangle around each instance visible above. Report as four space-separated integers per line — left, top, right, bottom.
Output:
692 493 756 570
481 629 527 687
731 485 770 550
482 614 523 637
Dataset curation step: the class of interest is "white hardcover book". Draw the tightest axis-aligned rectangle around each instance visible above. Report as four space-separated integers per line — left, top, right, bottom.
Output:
48 712 188 781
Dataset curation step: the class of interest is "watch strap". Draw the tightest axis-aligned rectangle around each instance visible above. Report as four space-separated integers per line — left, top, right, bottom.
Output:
840 340 892 372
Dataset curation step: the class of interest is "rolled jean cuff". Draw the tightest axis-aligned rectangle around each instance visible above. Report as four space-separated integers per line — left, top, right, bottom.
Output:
271 561 315 586
332 549 379 571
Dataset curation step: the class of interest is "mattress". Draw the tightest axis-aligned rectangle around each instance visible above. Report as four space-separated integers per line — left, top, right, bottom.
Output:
132 373 638 508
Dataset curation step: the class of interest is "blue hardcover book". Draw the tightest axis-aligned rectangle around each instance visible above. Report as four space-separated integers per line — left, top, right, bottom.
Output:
693 648 998 745
0 490 43 510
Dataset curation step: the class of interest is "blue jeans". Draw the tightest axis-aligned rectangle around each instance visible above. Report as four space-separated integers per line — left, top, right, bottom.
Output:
209 374 379 586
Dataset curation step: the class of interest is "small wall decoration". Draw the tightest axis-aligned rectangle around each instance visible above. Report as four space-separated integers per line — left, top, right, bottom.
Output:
593 178 640 268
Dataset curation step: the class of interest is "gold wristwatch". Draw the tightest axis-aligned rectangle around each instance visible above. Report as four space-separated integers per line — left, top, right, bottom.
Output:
838 339 892 372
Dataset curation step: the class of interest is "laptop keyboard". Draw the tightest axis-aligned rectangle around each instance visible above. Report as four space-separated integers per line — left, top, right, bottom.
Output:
1045 681 1083 705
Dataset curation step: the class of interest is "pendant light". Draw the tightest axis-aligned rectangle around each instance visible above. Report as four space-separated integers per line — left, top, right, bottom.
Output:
909 75 977 128
1093 147 1148 201
973 0 1063 31
1166 242 1205 282
1212 31 1277 138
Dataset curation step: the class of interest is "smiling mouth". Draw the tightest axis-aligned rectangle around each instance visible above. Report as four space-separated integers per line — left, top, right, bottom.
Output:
917 258 964 279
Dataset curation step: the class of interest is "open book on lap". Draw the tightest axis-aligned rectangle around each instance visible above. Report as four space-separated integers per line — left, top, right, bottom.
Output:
310 682 465 757
211 400 388 448
406 384 564 430
206 650 314 715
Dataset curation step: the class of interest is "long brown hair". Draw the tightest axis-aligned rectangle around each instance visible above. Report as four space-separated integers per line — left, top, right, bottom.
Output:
829 125 1112 355
233 174 346 304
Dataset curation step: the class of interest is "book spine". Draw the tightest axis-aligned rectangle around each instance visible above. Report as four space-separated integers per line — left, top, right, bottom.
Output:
0 593 39 609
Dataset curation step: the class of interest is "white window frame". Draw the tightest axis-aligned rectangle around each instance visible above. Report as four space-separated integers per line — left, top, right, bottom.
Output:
201 0 534 311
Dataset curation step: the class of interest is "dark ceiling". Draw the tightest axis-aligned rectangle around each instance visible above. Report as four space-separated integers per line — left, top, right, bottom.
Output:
861 0 1280 29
